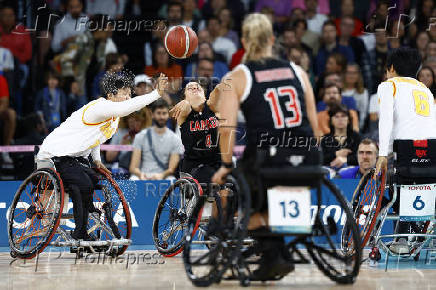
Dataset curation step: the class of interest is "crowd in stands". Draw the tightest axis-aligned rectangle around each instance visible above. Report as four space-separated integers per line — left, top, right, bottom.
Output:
1 0 436 180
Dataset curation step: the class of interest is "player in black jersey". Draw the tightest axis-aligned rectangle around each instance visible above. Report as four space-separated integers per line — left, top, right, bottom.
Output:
170 81 222 192
211 13 321 280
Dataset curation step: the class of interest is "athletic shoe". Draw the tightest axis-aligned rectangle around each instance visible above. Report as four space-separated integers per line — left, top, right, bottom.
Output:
389 238 409 254
251 237 294 281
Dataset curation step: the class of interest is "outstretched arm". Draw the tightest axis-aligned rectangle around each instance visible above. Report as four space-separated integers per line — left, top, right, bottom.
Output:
169 100 192 126
84 75 168 124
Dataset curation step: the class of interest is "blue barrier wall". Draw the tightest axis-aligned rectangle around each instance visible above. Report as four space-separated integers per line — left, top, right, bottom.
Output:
0 179 372 247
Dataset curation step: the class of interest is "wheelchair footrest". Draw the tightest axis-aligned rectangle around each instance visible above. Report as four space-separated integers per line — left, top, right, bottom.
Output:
61 213 74 219
50 238 131 248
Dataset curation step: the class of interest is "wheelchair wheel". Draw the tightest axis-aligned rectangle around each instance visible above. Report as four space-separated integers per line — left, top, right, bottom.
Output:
342 169 386 250
183 173 251 287
152 177 204 257
87 168 132 256
306 177 362 284
8 168 65 259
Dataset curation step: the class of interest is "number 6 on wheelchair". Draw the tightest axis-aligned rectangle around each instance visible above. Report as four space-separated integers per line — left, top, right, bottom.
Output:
8 167 132 259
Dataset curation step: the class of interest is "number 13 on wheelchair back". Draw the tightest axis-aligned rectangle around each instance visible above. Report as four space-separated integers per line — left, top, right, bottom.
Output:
182 147 362 287
7 164 132 259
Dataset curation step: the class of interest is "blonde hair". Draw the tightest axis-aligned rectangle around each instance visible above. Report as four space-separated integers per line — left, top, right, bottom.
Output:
242 13 274 62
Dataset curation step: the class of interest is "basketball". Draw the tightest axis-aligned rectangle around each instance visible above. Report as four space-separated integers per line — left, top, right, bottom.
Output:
164 25 198 59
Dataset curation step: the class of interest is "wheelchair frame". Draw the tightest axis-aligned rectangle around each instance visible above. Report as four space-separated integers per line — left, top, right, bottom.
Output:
182 165 362 287
152 172 238 257
8 167 132 259
368 174 436 269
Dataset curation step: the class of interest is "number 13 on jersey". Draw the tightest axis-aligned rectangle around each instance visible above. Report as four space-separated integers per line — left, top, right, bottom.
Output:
267 186 312 234
264 86 303 129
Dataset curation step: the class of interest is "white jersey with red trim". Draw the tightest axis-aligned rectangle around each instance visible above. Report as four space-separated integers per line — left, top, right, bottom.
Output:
37 90 161 162
378 77 436 156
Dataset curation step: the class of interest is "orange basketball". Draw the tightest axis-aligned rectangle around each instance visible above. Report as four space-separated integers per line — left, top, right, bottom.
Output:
164 25 198 59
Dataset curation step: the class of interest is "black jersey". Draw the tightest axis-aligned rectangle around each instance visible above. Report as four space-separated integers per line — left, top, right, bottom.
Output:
239 58 313 148
180 101 221 163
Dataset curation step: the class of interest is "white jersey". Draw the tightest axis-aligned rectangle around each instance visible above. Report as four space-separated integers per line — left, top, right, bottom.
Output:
378 77 436 156
37 90 161 162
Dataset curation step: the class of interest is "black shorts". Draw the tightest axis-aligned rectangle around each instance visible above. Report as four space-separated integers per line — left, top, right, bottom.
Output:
181 158 221 195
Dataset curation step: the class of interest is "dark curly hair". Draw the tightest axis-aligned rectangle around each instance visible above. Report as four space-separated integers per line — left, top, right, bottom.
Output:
100 70 135 98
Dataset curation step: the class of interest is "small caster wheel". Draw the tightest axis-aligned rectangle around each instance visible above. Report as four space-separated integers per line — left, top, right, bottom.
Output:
240 278 250 287
369 247 381 261
10 251 17 258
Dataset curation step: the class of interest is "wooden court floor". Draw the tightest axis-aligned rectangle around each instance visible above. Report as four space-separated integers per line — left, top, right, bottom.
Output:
1 250 436 290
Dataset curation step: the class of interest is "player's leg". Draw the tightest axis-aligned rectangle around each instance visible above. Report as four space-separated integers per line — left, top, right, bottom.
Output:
238 155 294 280
55 158 95 240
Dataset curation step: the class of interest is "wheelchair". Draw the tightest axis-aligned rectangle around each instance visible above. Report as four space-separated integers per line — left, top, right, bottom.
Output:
182 147 362 287
8 166 132 259
344 139 436 269
152 172 235 257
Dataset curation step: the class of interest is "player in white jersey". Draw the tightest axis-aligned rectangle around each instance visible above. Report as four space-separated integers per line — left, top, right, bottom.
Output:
375 48 436 176
36 72 168 240
375 48 436 254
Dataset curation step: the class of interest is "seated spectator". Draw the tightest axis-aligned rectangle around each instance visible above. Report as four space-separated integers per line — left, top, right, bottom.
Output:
85 0 126 19
11 113 47 180
317 84 359 134
0 5 32 115
0 6 32 64
338 15 371 90
51 0 88 54
185 42 228 80
337 138 378 179
206 16 237 64
342 64 369 130
304 0 328 34
314 21 355 76
132 74 153 125
66 79 87 116
415 31 430 59
35 73 67 132
320 104 361 169
145 42 183 94
315 52 347 99
255 0 293 25
317 77 357 112
218 8 239 48
0 74 16 163
92 53 124 99
288 47 314 85
335 0 364 37
129 99 183 180
368 28 388 94
106 110 150 174
166 1 183 27
418 66 436 96
144 20 168 67
426 41 436 60
182 0 205 32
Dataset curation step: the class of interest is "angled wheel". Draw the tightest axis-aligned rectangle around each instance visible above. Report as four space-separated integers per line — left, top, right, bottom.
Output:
8 168 65 259
306 177 362 284
183 173 251 287
87 168 132 256
152 177 203 257
341 169 386 251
